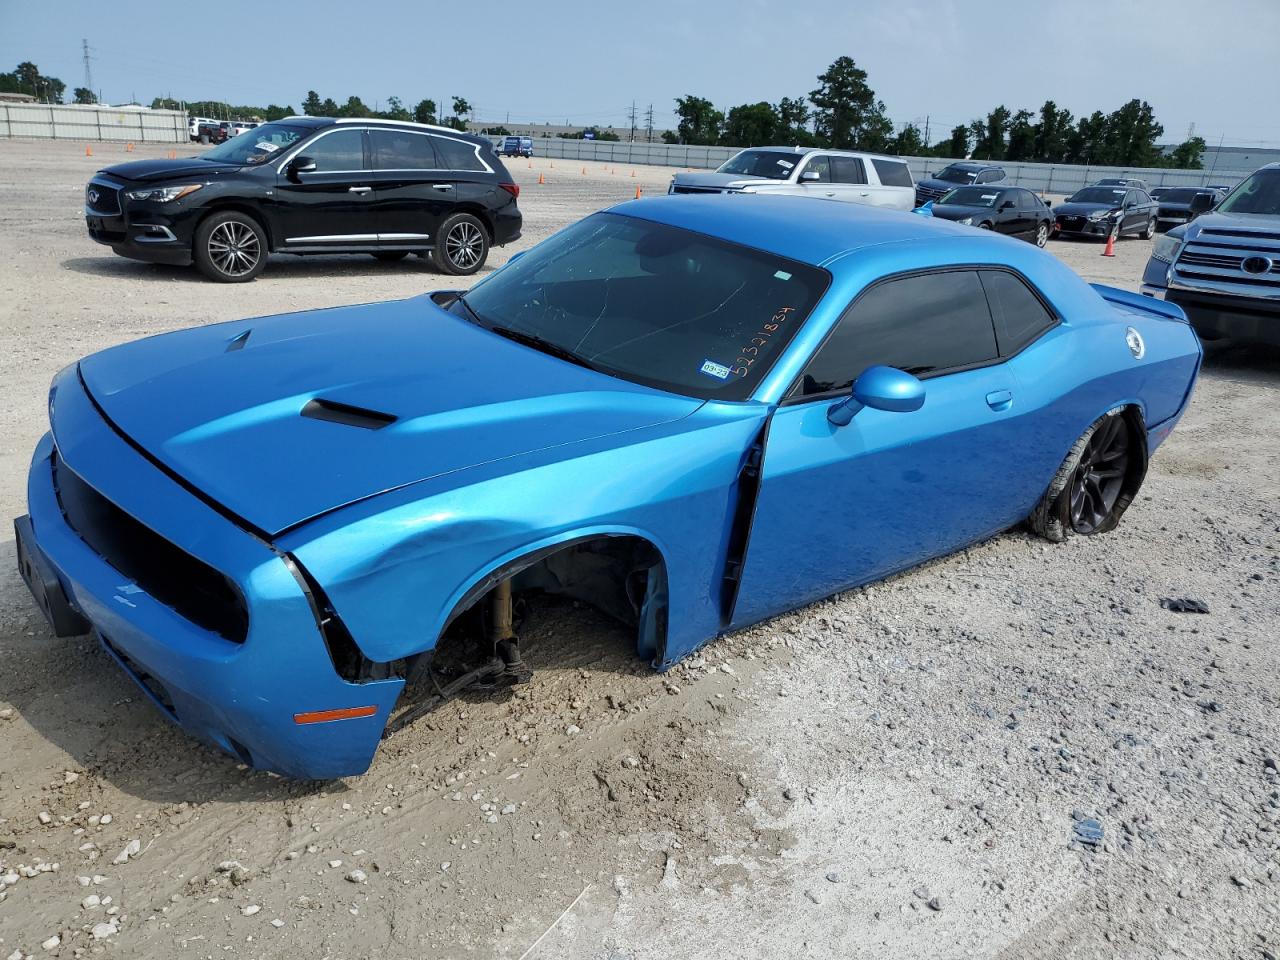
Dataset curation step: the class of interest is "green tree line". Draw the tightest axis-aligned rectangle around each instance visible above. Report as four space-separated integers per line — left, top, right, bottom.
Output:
668 55 1206 169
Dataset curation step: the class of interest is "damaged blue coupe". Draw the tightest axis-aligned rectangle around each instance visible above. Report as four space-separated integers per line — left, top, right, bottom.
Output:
16 196 1202 778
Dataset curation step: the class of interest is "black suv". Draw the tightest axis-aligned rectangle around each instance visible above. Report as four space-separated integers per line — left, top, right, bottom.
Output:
84 117 523 282
914 162 1007 205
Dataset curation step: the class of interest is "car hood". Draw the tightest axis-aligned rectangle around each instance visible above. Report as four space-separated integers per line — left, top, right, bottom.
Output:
929 203 995 221
97 158 243 182
1055 201 1117 216
917 177 973 192
1179 210 1280 234
672 171 788 190
76 296 703 536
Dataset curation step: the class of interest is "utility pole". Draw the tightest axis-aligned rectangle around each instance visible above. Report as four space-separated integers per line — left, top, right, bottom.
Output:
644 103 654 143
923 115 930 147
81 38 93 95
628 100 638 143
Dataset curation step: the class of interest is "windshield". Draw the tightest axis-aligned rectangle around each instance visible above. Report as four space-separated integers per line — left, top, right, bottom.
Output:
716 149 800 180
934 165 979 184
940 187 1004 207
1068 187 1126 204
454 213 829 401
1218 169 1280 216
199 121 310 164
1160 188 1203 203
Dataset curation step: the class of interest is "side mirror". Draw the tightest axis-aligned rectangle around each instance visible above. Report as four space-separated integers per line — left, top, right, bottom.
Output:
827 365 925 426
801 170 821 182
288 155 316 180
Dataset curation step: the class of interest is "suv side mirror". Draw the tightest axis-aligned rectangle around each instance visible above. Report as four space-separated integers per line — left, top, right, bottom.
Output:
288 156 316 180
827 365 926 426
801 170 821 182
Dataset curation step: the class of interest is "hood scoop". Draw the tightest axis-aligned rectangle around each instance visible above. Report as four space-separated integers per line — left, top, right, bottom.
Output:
226 329 252 352
301 398 397 431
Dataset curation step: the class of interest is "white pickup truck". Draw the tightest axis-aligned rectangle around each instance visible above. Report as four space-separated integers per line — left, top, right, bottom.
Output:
668 146 916 211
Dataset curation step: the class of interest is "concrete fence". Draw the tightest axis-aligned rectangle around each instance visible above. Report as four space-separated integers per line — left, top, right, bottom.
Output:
0 104 187 143
496 136 1253 192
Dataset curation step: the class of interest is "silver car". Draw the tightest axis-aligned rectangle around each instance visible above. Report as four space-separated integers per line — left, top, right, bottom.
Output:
668 146 916 211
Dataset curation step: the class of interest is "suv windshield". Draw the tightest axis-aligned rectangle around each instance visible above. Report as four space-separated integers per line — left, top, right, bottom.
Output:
199 121 311 164
935 165 979 183
1218 169 1280 216
1160 188 1203 203
940 187 1004 207
1068 187 1126 204
716 150 801 180
453 213 829 401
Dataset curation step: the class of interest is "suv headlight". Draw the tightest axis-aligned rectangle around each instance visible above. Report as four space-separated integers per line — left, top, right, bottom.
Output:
957 216 973 225
124 184 203 203
1151 233 1183 263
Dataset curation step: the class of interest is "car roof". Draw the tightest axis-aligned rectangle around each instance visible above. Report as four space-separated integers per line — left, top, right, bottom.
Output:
945 161 1001 170
736 145 908 162
612 194 981 267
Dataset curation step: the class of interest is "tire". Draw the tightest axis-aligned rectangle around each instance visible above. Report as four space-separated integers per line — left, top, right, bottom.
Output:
372 251 410 262
1029 410 1143 542
1140 217 1155 239
193 211 267 283
1034 222 1049 247
431 212 489 275
979 221 993 230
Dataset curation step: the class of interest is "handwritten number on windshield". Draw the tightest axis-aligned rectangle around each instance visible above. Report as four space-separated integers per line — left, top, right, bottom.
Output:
731 307 795 378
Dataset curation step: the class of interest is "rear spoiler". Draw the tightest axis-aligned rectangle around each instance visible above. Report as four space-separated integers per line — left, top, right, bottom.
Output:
1090 283 1189 323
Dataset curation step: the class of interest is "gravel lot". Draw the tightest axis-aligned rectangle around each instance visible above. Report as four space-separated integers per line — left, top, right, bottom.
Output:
0 139 1277 960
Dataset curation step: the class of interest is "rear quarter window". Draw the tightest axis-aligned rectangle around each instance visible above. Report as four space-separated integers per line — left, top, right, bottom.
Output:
979 270 1057 356
871 158 913 188
431 136 488 172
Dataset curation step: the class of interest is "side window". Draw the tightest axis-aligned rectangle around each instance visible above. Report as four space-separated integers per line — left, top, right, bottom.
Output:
980 270 1056 356
1018 189 1039 210
303 129 366 172
830 157 867 185
795 271 998 398
801 156 832 183
370 129 439 170
431 136 487 172
871 158 913 188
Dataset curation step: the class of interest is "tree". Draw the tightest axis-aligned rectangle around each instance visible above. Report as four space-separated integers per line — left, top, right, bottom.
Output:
73 87 97 105
674 95 722 145
776 96 814 146
1104 99 1163 167
891 123 925 157
972 105 1010 160
320 97 340 117
661 129 679 145
1163 136 1206 170
1033 100 1072 163
938 124 969 158
263 104 293 121
0 61 65 102
1005 109 1036 161
1067 111 1109 165
302 90 323 116
443 96 471 131
381 96 411 121
337 95 370 118
481 125 512 136
721 102 778 147
412 99 437 125
808 56 891 151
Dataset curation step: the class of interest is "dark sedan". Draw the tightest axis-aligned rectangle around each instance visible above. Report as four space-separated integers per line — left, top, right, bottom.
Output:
928 186 1053 246
1154 187 1224 231
1054 185 1156 240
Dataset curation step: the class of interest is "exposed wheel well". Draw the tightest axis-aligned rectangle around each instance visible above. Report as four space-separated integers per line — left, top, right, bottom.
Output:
451 204 496 242
196 203 274 251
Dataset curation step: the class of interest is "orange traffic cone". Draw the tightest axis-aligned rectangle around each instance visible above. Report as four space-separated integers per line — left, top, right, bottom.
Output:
126 142 134 152
537 172 545 184
85 144 92 156
635 186 642 199
1102 231 1116 257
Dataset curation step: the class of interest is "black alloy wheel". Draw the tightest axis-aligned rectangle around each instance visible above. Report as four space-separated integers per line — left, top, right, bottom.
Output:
432 212 489 276
193 212 268 283
1068 414 1131 534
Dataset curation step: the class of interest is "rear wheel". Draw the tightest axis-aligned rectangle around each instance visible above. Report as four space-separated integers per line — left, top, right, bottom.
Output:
431 213 489 275
193 211 266 283
372 251 410 262
979 221 993 230
1030 410 1142 542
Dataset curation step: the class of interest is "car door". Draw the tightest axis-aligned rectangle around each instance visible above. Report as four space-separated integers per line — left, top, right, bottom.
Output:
992 189 1024 236
1012 189 1041 238
731 269 1029 628
830 156 876 205
367 127 454 248
792 154 836 200
1123 189 1147 232
272 127 379 249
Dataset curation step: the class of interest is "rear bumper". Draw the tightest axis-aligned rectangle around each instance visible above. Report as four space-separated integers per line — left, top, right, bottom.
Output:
17 372 403 779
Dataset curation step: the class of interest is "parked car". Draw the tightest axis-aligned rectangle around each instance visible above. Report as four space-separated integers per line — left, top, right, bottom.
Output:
913 162 1006 206
188 117 216 141
228 121 259 137
195 121 227 144
1149 187 1170 201
668 146 915 211
1141 162 1280 344
1053 185 1156 240
1153 187 1224 230
500 136 533 157
927 185 1053 246
1094 177 1150 192
83 117 522 282
18 195 1202 778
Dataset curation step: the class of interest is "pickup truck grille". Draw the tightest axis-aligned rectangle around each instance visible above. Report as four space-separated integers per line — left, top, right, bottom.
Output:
1174 230 1280 290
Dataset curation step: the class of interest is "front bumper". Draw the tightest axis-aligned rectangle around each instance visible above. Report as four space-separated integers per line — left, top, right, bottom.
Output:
85 187 197 266
1054 215 1116 238
1140 267 1280 347
17 371 403 779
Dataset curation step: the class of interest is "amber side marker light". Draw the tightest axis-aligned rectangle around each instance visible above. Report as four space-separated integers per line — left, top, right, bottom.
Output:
294 706 378 725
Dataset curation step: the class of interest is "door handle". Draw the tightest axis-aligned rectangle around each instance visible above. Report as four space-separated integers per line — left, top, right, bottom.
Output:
824 191 835 197
859 191 870 197
432 184 454 191
348 186 372 194
985 389 1013 411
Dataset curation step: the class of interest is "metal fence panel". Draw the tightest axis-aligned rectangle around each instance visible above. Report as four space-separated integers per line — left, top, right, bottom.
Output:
492 136 1252 191
0 104 186 142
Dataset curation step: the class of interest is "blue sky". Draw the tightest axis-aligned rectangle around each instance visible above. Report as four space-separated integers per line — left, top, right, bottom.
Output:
2 0 1278 145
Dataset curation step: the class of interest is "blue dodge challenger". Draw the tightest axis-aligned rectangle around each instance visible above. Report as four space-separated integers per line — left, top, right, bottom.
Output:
16 196 1201 779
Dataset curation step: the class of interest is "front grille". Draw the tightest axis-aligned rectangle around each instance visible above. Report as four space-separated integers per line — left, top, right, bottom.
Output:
1174 235 1280 289
915 184 948 204
85 181 121 216
1057 216 1086 230
52 455 249 643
